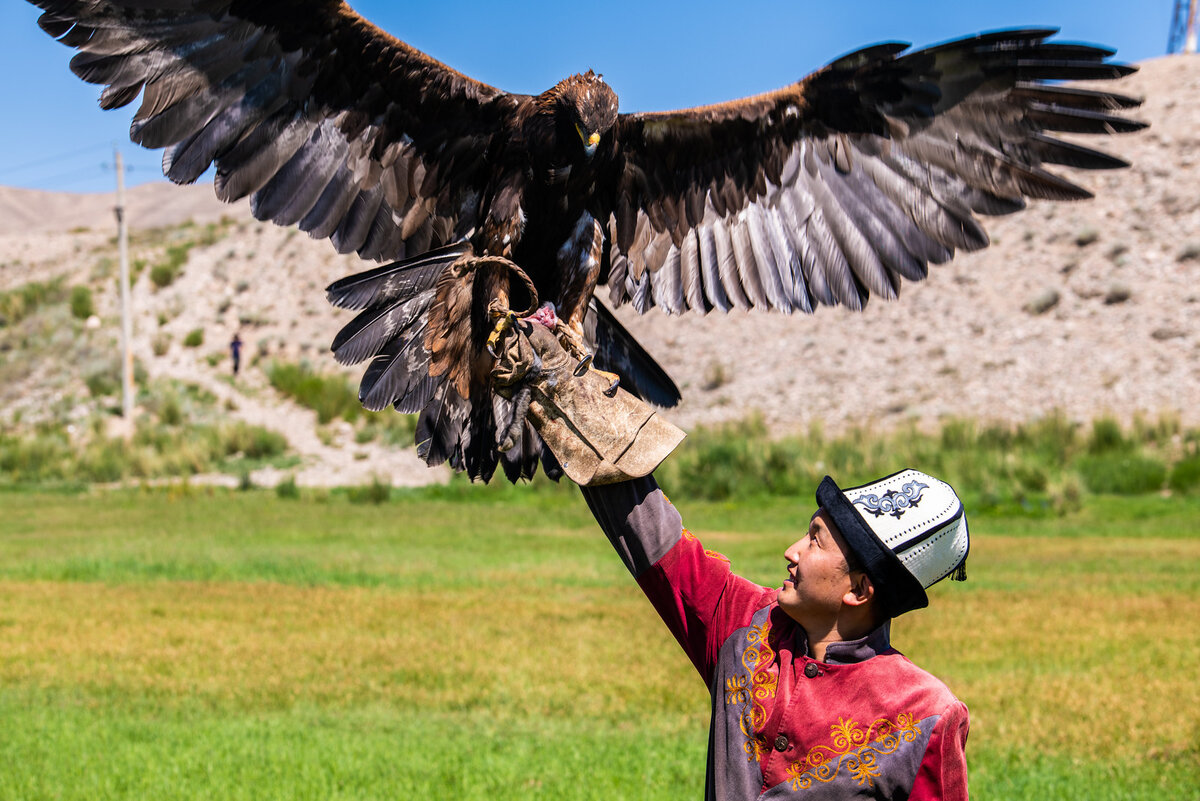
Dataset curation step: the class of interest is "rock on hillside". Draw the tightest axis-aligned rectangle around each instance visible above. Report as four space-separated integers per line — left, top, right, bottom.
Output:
0 55 1197 487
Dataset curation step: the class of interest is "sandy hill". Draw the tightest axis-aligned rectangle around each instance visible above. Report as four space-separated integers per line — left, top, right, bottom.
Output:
1 54 1197 486
0 182 240 236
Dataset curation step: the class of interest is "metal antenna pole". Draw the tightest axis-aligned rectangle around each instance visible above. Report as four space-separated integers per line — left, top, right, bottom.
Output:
1189 0 1199 53
1170 0 1200 53
115 147 134 420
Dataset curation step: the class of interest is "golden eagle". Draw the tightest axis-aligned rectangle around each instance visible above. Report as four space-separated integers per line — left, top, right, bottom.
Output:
29 1 1145 481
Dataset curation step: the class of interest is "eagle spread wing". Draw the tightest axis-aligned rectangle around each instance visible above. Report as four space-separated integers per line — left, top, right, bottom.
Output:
601 30 1145 314
28 2 1146 482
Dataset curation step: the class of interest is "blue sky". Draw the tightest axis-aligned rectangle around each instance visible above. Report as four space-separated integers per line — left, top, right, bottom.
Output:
0 0 1172 194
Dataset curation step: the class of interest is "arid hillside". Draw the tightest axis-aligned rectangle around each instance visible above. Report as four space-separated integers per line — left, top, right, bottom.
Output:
1 55 1196 486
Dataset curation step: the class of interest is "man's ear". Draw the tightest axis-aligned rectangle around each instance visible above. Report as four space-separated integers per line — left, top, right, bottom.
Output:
843 571 875 608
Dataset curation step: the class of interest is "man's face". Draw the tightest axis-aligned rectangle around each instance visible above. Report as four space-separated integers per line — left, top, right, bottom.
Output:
777 510 857 625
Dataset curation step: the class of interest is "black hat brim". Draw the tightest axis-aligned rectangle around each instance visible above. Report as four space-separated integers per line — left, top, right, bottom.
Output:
816 475 929 617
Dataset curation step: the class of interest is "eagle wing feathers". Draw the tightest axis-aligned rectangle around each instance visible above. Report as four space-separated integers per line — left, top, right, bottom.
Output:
603 29 1144 315
34 0 513 263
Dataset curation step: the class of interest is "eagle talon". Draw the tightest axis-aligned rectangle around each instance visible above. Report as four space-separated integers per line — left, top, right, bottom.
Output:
486 310 519 359
589 367 621 397
573 354 593 377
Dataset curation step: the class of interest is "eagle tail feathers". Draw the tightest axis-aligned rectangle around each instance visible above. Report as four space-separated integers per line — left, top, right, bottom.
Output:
325 243 470 310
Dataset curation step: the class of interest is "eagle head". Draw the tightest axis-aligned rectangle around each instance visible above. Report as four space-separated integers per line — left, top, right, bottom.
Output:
538 70 619 158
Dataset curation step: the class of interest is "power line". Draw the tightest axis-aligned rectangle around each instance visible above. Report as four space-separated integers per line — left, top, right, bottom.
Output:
14 162 164 192
0 142 112 177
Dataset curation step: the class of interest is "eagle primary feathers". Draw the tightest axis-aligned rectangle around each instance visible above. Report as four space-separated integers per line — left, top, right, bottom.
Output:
28 1 1145 481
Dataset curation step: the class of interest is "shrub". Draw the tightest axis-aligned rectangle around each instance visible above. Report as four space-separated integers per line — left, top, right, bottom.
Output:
347 476 391 504
149 263 177 289
69 286 94 320
355 412 417 447
0 278 67 327
267 361 360 424
183 328 204 348
219 422 287 460
152 333 171 356
78 437 133 483
275 474 300 499
1087 418 1127 454
701 361 728 391
1075 453 1166 495
84 369 119 398
1167 455 1200 494
158 394 183 426
148 242 195 289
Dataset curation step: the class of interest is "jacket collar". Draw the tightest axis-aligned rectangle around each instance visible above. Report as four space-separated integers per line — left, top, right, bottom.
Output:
806 620 892 665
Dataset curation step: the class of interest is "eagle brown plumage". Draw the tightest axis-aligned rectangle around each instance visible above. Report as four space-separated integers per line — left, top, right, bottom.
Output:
28 1 1146 481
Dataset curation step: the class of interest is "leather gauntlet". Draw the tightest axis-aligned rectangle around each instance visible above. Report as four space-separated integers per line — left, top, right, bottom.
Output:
491 320 684 485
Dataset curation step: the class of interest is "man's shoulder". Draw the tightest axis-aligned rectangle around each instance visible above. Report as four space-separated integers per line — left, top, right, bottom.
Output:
869 648 965 715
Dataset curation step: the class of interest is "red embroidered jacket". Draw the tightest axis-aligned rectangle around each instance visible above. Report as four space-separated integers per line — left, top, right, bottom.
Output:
582 477 969 800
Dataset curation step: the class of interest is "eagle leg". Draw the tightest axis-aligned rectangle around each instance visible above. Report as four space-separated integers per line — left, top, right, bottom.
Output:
498 382 532 452
486 305 519 359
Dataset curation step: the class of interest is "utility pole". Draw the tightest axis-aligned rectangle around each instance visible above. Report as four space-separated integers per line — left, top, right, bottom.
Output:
114 147 134 420
1192 0 1199 53
1169 0 1199 54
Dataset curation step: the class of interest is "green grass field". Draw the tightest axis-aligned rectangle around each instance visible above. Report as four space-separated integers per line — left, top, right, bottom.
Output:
0 484 1197 799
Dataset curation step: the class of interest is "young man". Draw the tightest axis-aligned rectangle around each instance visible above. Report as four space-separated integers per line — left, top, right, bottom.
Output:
581 471 969 800
492 312 972 799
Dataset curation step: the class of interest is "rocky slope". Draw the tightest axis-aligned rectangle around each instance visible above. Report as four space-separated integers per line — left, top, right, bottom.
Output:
1 55 1196 486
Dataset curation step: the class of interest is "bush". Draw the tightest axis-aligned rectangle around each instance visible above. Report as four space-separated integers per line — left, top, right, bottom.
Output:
347 476 391 504
1087 418 1127 454
1075 453 1166 495
84 369 119 398
149 263 178 289
69 286 94 320
267 361 360 424
219 422 287 460
183 328 204 348
152 333 171 356
0 278 67 327
159 394 184 426
1167 455 1200 494
148 243 194 289
275 475 300 499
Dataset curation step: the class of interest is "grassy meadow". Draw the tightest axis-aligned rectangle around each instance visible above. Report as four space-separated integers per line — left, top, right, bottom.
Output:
0 481 1197 800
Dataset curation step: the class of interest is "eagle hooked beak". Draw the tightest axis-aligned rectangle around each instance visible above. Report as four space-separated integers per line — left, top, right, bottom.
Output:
577 124 601 156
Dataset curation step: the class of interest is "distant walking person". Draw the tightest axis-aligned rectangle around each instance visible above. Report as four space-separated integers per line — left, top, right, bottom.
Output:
230 332 243 377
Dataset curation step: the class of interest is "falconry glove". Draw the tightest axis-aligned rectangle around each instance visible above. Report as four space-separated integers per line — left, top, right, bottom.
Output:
491 318 684 486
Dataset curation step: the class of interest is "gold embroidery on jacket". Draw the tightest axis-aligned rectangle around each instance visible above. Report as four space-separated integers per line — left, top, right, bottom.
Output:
784 713 924 790
681 526 731 564
724 619 778 762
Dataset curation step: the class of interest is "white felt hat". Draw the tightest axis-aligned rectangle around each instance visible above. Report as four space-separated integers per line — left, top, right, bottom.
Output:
816 469 969 617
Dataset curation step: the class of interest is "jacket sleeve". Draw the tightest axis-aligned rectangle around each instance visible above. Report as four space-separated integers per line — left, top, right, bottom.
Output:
909 699 970 801
580 477 775 685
